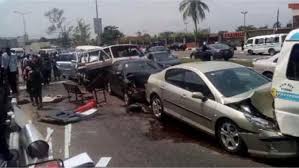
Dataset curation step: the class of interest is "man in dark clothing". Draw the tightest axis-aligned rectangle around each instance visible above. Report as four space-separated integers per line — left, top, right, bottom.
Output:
23 55 43 109
41 53 52 85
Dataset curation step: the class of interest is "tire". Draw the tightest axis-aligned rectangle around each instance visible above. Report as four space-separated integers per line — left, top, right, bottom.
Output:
263 72 273 79
151 95 164 120
268 48 276 56
216 119 246 154
123 91 131 106
248 50 253 55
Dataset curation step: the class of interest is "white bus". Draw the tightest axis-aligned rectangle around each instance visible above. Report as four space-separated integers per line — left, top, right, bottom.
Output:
244 33 287 55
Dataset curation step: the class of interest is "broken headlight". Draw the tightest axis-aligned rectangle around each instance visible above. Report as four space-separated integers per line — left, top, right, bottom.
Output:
240 105 277 130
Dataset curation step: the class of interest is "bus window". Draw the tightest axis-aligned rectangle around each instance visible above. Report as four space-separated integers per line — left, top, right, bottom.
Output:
286 44 299 81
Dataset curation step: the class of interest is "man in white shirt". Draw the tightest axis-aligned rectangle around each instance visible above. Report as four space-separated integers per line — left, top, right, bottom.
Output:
1 48 18 97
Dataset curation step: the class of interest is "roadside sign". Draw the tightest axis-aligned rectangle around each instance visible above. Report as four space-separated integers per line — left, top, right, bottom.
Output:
93 18 102 35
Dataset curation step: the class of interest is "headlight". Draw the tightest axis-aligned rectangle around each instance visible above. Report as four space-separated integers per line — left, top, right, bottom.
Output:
240 105 277 130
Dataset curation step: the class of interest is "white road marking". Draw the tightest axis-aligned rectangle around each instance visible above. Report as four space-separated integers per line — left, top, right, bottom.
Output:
64 124 72 159
96 157 112 167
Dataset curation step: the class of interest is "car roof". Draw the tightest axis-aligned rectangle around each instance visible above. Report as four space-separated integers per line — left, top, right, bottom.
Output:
174 61 244 73
103 44 137 49
148 51 169 55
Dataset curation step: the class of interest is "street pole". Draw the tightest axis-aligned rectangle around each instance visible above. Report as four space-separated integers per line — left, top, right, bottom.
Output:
14 11 31 44
95 0 101 45
241 11 248 27
184 21 188 44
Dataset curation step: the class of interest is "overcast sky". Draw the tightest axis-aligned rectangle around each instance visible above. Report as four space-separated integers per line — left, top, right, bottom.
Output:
0 0 295 39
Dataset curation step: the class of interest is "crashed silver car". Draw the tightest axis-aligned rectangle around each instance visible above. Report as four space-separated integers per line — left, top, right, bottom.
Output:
146 61 298 158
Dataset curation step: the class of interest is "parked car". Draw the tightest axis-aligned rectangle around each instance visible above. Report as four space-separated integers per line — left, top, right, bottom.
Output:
253 53 280 79
146 46 170 53
107 59 162 105
56 53 77 79
145 51 181 68
169 43 187 51
146 61 298 157
103 44 144 62
190 43 234 61
244 34 287 55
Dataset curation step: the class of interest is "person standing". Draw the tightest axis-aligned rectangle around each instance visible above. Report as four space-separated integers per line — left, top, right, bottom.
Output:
1 48 19 100
41 53 52 85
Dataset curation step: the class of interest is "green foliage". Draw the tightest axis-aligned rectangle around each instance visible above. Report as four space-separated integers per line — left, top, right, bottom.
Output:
102 26 124 45
73 19 91 45
179 0 209 44
236 25 257 32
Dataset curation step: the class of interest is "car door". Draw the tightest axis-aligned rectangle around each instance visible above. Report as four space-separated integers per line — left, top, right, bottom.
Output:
110 63 124 96
161 68 186 118
179 70 217 134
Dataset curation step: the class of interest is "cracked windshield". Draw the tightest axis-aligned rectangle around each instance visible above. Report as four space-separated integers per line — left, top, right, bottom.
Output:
1 0 299 167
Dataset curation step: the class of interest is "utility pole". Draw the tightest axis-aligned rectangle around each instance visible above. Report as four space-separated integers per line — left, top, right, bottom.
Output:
241 11 248 27
14 10 31 44
184 21 188 44
95 0 101 45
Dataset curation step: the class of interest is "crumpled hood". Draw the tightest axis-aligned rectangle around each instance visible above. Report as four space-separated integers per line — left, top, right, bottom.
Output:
223 83 274 118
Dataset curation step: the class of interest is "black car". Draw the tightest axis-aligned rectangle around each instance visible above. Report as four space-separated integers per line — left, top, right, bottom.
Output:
190 43 234 61
146 51 181 68
107 59 162 105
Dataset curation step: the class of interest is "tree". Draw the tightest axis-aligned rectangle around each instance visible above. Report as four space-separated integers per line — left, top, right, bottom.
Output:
179 0 209 44
45 8 73 47
102 26 124 45
236 25 257 32
73 19 91 45
159 31 174 45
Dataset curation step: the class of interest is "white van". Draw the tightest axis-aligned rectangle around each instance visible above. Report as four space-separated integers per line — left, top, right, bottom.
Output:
245 34 287 55
272 29 299 137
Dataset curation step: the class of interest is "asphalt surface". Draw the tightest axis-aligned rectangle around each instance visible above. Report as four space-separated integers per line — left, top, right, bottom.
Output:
173 50 271 61
18 82 299 167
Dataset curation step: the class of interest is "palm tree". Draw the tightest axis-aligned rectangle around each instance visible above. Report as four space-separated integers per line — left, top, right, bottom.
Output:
179 0 209 44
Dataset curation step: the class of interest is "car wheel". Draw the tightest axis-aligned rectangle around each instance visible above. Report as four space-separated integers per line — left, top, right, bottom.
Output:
151 95 164 119
263 72 273 79
248 50 253 55
107 82 113 95
217 120 246 154
269 48 276 56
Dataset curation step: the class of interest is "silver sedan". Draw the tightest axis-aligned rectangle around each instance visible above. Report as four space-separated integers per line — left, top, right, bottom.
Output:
146 61 298 158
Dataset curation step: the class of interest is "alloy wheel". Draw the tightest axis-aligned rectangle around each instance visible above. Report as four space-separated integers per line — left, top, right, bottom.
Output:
219 122 241 152
124 92 130 106
152 96 163 119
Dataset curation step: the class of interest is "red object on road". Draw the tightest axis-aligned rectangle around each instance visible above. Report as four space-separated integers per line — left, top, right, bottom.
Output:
75 99 97 113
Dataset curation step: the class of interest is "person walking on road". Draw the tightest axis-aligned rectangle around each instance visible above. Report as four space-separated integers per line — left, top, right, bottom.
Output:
1 48 19 101
41 53 52 85
23 55 43 109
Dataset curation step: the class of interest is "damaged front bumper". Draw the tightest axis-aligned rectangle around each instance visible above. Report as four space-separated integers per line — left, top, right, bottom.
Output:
240 130 298 158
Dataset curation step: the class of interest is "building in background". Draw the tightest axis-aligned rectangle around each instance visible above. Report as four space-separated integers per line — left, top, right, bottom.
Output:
289 3 299 28
0 38 18 48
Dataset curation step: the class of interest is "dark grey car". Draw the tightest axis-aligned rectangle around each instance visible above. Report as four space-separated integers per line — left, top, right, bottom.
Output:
146 51 181 68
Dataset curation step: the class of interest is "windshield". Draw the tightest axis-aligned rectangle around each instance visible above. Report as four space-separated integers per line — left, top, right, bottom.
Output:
205 67 270 97
153 52 175 61
111 46 143 58
209 44 230 50
124 61 161 75
58 54 76 61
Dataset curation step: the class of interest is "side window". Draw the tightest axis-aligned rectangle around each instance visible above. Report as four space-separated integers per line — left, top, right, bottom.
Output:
286 44 299 81
184 70 214 99
265 38 271 43
247 39 253 45
165 69 185 88
88 51 99 62
99 50 110 61
104 48 111 57
274 37 279 43
274 58 278 63
254 39 259 45
257 38 265 44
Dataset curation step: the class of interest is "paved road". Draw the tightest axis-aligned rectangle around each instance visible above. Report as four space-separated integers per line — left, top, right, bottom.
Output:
173 50 271 61
19 83 299 167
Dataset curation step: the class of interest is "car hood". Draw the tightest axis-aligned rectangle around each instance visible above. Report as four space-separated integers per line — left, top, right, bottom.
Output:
157 59 180 66
223 83 274 118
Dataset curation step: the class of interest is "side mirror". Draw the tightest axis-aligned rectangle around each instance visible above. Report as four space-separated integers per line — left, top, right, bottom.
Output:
192 92 207 102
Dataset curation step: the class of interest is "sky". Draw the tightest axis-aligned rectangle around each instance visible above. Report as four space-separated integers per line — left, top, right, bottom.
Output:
0 0 296 39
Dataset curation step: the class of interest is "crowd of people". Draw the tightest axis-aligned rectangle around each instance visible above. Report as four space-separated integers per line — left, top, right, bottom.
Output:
0 48 61 109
